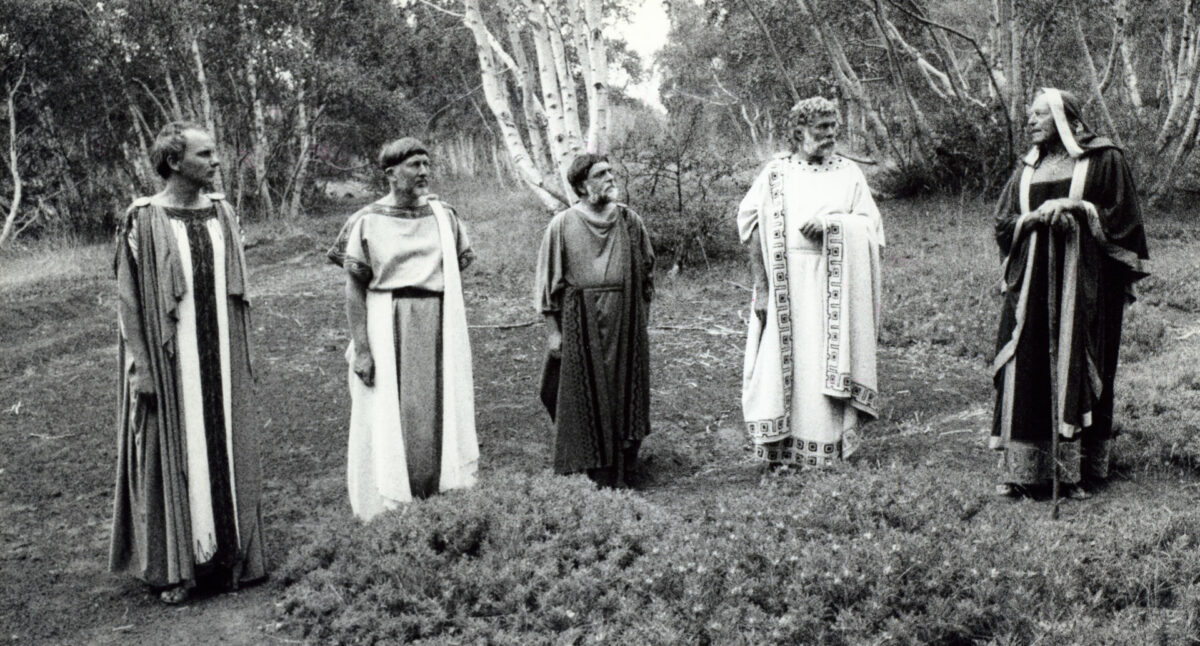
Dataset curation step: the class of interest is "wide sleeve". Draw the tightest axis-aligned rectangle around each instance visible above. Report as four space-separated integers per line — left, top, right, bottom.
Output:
1085 148 1150 280
446 205 476 269
737 164 773 244
115 208 155 395
326 210 366 267
342 215 373 284
630 209 656 302
850 164 885 247
993 168 1023 258
535 214 567 314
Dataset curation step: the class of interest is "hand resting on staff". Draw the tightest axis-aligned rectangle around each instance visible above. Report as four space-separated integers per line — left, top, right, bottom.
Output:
1032 198 1082 233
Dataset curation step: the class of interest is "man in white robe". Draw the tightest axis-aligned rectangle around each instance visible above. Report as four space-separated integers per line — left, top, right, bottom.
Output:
738 97 886 469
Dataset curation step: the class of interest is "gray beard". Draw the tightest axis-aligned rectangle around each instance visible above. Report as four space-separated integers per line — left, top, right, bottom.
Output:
585 191 612 207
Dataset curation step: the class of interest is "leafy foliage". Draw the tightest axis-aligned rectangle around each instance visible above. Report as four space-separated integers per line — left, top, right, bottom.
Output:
611 103 758 270
277 468 1200 645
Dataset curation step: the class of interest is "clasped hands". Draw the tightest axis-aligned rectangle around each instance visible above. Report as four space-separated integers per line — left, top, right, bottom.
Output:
1029 198 1082 232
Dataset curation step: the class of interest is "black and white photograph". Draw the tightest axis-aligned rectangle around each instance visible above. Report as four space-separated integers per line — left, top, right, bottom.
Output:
2 0 1195 643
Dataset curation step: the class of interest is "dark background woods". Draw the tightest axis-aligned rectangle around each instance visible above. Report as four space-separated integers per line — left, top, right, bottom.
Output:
3 0 1200 254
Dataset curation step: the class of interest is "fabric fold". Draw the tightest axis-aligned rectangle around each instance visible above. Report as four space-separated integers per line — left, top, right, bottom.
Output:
345 199 477 520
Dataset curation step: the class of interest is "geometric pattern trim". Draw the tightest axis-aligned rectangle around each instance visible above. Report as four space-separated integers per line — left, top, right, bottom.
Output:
745 414 791 442
754 435 842 467
767 162 793 426
821 214 879 417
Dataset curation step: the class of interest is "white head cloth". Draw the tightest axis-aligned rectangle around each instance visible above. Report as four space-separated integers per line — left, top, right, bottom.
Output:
1022 88 1086 165
1042 88 1085 158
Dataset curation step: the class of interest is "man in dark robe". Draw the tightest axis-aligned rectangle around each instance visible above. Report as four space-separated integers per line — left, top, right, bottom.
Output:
110 121 265 603
536 154 654 487
991 88 1149 499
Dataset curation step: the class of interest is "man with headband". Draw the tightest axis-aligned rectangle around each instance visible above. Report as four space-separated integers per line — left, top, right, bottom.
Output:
738 96 886 471
328 137 479 519
990 88 1149 500
535 153 655 487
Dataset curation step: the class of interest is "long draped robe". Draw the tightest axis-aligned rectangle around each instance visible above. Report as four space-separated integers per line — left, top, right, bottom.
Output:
738 154 885 466
110 196 266 590
991 137 1149 485
328 198 478 520
535 204 654 482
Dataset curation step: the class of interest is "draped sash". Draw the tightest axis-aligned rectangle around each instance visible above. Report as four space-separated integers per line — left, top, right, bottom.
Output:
346 200 478 520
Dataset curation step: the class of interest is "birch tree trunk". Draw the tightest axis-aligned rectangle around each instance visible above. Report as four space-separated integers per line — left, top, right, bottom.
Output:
165 69 185 121
246 50 274 218
503 11 552 172
568 0 612 152
464 0 569 209
521 0 578 187
285 87 315 219
1113 0 1144 111
1154 47 1200 197
0 71 26 249
542 1 586 155
1072 2 1122 145
1156 2 1199 150
1007 0 1024 147
125 99 155 190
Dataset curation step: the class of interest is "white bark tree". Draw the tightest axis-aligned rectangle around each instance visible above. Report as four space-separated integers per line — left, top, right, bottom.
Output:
462 0 614 210
0 66 27 250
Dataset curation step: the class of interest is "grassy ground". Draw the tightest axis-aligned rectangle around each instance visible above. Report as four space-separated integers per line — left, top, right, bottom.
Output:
1 180 1198 644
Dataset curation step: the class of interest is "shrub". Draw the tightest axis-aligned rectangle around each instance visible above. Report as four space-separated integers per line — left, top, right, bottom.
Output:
277 469 1200 645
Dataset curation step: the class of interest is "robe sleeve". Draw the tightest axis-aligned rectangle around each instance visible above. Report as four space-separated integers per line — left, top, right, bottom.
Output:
327 210 367 267
115 208 155 396
850 163 886 247
1084 148 1150 280
535 213 567 314
342 215 373 284
629 209 656 302
446 205 476 269
737 163 774 244
993 168 1023 258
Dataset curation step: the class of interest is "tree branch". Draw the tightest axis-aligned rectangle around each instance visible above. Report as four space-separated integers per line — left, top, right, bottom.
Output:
883 0 1013 159
0 65 29 249
737 0 800 103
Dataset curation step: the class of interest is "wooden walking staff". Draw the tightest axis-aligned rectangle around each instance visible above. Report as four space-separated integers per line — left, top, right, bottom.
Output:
1047 225 1061 520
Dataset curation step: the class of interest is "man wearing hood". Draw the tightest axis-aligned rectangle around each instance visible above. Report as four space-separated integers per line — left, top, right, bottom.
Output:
991 88 1150 499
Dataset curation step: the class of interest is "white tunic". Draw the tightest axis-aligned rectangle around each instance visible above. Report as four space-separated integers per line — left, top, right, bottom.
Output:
737 154 884 465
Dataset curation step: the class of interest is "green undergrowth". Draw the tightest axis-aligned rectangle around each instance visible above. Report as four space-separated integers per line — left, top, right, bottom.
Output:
271 191 1200 645
276 470 1200 645
1111 223 1200 476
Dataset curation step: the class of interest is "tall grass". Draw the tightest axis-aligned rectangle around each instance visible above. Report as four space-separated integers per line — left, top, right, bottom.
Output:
0 237 111 291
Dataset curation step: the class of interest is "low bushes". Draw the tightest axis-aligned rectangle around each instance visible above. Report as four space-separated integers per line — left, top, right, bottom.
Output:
277 469 1200 645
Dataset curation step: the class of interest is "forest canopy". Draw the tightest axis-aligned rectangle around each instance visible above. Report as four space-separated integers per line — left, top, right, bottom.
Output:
1 0 1197 247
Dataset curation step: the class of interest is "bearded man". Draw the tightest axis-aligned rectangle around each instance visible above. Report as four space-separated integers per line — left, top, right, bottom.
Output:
328 137 478 520
738 97 886 470
535 154 655 487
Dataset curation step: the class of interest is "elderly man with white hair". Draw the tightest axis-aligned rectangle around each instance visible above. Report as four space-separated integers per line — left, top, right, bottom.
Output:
990 88 1149 500
738 96 886 471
